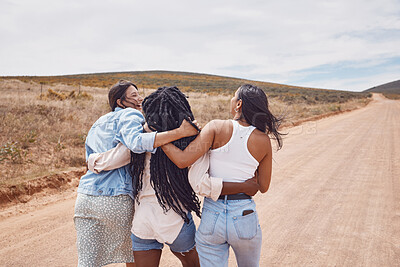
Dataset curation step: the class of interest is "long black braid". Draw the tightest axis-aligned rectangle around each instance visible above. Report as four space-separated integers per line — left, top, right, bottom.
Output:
129 86 201 223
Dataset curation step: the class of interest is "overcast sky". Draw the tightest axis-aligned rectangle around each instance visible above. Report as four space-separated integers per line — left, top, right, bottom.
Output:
1 0 400 91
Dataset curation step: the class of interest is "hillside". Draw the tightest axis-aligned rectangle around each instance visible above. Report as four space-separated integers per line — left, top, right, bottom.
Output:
364 79 400 94
364 79 400 100
0 70 368 104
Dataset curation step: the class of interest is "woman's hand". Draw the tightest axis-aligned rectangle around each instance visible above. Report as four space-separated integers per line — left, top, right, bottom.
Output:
220 176 260 196
178 119 201 138
152 119 201 148
143 123 151 133
242 177 260 196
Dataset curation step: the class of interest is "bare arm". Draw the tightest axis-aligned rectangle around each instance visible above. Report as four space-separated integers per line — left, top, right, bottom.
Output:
162 121 216 168
221 178 260 196
87 119 200 172
116 109 198 153
153 119 199 148
257 137 272 193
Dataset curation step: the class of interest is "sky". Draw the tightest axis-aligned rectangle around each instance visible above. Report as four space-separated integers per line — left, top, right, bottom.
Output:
1 0 400 92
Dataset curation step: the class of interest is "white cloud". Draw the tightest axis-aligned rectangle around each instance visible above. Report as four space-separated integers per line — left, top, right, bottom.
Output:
0 0 399 91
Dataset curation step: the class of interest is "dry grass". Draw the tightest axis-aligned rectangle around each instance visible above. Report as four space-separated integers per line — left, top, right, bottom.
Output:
0 79 371 186
187 91 370 127
0 80 108 185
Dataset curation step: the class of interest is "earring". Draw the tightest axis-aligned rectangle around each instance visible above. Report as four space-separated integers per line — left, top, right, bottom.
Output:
234 108 239 112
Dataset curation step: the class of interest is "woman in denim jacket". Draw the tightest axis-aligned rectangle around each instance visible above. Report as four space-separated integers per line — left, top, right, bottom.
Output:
74 80 198 267
163 84 283 267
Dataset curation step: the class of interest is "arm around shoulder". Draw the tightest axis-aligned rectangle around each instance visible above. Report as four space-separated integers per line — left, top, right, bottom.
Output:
162 120 217 168
88 143 131 173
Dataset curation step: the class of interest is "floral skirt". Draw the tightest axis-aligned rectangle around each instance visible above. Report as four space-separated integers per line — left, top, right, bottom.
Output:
74 193 134 267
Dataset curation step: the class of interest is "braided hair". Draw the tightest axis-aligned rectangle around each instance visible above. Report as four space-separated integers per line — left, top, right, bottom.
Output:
129 86 201 223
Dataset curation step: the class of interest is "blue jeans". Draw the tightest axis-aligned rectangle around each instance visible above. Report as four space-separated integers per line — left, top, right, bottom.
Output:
195 197 262 267
131 213 196 253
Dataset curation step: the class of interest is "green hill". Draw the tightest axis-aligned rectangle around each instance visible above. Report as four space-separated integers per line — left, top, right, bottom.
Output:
364 80 400 94
1 70 368 104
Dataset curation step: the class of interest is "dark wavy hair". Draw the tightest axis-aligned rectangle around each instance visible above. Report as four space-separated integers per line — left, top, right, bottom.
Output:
108 80 138 111
237 84 284 149
129 86 201 223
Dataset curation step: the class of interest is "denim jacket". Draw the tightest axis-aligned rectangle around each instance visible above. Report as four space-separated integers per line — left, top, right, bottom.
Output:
77 107 156 198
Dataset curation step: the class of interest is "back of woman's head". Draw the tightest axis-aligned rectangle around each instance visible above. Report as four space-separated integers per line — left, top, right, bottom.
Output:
143 86 194 133
108 80 138 111
237 84 283 149
129 86 201 223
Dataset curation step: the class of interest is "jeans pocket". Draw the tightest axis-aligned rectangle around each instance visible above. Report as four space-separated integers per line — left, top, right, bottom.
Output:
198 209 219 235
233 212 258 240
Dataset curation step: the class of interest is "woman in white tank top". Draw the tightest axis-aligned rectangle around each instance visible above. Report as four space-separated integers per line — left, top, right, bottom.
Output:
163 84 283 267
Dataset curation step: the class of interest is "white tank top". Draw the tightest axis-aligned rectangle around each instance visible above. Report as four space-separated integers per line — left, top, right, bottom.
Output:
209 120 259 182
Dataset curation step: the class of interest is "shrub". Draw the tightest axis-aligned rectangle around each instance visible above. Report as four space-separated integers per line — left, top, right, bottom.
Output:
21 130 38 149
46 89 67 100
0 141 26 163
76 91 93 100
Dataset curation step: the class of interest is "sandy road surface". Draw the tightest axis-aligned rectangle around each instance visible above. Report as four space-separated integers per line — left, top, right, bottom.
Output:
0 94 399 266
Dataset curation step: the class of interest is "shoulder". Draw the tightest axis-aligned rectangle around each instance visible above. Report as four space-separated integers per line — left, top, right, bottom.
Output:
206 119 231 131
250 129 272 149
119 107 144 117
118 108 145 122
91 111 115 127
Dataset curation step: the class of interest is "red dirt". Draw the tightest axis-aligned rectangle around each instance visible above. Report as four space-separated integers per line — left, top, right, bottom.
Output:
0 169 85 207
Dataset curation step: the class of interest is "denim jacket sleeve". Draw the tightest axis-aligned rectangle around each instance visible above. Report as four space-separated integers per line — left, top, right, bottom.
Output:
115 108 157 153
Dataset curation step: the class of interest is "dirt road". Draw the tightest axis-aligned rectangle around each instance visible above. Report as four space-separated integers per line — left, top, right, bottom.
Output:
0 94 399 266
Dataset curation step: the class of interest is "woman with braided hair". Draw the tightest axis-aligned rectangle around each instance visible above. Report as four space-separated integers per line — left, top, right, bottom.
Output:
88 86 259 267
129 86 202 223
162 84 283 267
